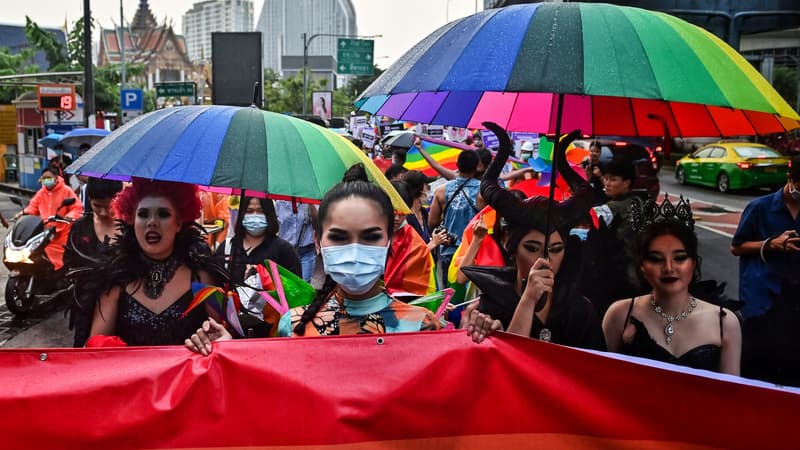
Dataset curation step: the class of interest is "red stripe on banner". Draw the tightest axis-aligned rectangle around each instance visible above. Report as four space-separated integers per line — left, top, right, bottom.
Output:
0 331 798 449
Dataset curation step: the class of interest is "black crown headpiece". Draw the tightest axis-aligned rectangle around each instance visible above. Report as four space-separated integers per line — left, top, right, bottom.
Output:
628 194 694 233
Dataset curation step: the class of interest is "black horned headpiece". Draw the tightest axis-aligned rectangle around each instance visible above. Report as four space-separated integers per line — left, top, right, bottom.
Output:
480 122 593 238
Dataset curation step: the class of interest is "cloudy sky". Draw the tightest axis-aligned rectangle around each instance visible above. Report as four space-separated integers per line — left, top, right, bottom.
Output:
2 0 482 68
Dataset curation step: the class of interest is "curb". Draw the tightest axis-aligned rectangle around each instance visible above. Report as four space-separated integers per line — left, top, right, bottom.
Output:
0 182 36 198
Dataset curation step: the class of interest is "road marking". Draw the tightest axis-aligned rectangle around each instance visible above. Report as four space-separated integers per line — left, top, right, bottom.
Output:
695 222 734 239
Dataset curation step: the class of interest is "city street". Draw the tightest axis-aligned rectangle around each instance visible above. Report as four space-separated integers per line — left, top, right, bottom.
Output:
0 168 772 347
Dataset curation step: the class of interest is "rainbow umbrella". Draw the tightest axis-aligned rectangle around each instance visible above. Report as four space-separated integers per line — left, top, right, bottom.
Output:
356 2 800 137
67 106 409 213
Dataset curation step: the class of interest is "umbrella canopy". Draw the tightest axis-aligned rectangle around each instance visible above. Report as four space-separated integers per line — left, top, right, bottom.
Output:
381 131 415 149
68 106 410 213
39 133 63 149
357 2 800 137
60 128 110 152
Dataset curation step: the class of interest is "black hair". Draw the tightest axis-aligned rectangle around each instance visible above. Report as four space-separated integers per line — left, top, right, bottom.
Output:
604 159 636 182
635 220 701 285
343 163 369 182
293 180 395 336
86 177 123 200
233 196 279 239
456 150 480 174
790 156 800 181
384 164 408 181
476 148 492 172
403 170 431 200
391 180 412 208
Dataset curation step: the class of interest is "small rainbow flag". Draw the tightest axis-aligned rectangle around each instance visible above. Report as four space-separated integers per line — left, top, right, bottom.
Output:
403 136 464 177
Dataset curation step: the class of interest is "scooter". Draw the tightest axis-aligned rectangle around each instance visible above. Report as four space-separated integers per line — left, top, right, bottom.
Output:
3 196 76 316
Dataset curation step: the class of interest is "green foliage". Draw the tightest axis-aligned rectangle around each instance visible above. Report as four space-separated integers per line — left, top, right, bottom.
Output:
66 17 93 70
261 66 385 118
0 47 39 103
345 65 384 98
24 16 68 70
773 66 798 110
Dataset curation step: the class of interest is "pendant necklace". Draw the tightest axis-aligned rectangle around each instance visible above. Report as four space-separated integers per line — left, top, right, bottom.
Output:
143 255 180 299
650 292 697 344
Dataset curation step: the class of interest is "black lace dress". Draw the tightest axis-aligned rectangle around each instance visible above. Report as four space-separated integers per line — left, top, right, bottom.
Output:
621 297 723 372
115 290 207 346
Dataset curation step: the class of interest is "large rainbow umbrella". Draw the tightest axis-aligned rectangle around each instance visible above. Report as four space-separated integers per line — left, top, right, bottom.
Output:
356 2 800 137
67 106 410 213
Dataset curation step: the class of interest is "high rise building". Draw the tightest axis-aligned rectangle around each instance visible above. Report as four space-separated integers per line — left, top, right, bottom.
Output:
183 0 255 62
255 0 357 83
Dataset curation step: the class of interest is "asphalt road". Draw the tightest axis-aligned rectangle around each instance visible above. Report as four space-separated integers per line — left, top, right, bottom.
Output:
0 170 769 347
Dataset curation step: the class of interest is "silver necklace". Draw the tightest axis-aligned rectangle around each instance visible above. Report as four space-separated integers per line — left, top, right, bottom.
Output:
650 292 697 344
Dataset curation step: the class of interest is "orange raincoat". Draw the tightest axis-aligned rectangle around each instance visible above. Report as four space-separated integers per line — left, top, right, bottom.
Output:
23 176 83 270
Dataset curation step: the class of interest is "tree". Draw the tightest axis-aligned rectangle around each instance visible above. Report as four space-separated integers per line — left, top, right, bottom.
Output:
0 47 38 103
344 65 385 98
773 65 798 111
24 16 68 71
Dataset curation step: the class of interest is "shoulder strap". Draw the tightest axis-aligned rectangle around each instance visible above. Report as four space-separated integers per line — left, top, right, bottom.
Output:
622 296 636 339
719 305 725 341
443 178 476 216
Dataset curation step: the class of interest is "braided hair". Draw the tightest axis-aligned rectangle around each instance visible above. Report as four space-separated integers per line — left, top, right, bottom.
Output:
292 176 395 336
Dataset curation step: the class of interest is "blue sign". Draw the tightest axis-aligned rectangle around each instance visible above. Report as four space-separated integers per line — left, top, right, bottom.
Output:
480 130 499 149
44 124 77 135
121 88 144 111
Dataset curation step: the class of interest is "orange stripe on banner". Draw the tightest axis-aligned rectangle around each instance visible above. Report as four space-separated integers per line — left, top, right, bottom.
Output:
163 433 721 450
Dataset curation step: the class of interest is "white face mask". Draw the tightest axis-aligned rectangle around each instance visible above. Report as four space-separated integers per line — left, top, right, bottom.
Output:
242 213 268 236
790 183 800 202
320 243 389 295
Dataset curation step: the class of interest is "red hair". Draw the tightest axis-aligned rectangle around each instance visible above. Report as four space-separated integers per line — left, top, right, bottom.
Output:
113 178 202 225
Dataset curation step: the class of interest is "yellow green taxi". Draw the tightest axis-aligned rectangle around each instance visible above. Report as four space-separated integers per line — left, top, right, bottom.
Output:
675 142 790 193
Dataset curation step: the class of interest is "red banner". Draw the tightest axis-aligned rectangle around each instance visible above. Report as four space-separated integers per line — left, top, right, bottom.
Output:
1 330 798 449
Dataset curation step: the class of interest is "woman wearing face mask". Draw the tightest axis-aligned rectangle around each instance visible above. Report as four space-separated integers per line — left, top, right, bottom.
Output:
14 166 83 271
87 179 227 346
462 123 605 350
218 196 301 284
186 175 442 353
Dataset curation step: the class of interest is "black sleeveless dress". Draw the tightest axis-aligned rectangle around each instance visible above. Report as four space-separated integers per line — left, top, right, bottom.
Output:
621 297 724 372
116 290 207 346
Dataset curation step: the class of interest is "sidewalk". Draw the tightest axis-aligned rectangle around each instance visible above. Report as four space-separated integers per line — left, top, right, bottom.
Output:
0 181 36 198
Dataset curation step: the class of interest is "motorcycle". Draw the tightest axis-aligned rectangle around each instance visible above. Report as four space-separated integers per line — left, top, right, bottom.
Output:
3 196 76 316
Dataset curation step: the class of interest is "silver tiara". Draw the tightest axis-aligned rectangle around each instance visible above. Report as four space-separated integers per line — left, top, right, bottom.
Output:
628 194 694 233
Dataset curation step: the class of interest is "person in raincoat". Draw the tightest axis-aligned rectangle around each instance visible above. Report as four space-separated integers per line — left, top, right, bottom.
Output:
14 166 83 270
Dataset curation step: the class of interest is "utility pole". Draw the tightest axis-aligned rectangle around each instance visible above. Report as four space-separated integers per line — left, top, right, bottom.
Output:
302 33 380 115
120 0 126 89
83 0 95 128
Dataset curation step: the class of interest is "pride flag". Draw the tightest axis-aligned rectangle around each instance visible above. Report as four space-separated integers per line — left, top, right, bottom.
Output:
403 136 465 177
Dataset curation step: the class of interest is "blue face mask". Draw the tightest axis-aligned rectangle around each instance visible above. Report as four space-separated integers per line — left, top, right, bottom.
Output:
41 177 56 189
321 243 389 295
242 213 268 236
570 227 589 241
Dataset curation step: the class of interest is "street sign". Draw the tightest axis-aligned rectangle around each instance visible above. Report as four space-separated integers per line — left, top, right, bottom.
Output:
156 82 196 98
337 38 374 75
121 88 144 111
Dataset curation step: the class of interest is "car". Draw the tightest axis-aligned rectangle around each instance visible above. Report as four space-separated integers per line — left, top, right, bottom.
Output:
572 139 661 198
675 142 790 193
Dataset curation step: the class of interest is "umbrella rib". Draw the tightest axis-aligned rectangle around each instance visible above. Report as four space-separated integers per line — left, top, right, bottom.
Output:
702 104 725 137
628 97 639 136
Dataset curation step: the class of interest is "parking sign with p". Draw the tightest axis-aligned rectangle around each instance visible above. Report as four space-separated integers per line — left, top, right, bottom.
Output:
121 89 143 111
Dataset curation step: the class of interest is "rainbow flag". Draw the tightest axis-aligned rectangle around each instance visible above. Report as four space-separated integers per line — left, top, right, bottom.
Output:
403 136 464 177
385 223 436 297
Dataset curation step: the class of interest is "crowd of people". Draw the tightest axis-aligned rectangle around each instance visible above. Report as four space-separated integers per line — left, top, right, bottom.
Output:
12 122 800 388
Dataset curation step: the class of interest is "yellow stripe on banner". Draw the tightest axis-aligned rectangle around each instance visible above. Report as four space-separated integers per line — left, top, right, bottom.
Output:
162 432 723 449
